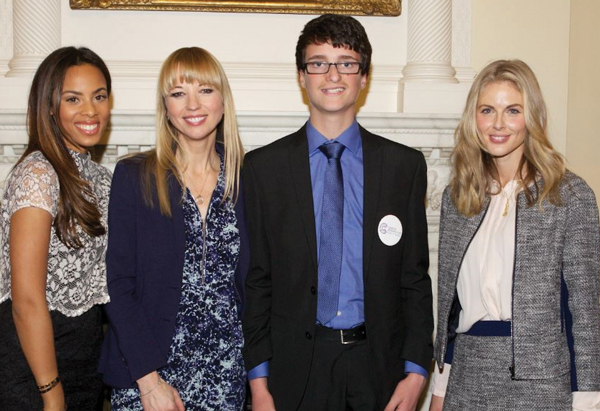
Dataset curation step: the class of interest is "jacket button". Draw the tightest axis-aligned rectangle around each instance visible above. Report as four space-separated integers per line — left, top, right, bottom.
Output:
305 332 312 339
310 286 316 294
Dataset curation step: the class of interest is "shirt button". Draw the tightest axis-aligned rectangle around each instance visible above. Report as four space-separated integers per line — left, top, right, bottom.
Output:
310 286 316 294
305 332 312 340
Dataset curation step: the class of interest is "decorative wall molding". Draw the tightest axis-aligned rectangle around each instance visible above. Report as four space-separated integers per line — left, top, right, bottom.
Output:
452 0 476 82
0 109 456 240
403 0 456 83
0 0 12 76
7 0 61 77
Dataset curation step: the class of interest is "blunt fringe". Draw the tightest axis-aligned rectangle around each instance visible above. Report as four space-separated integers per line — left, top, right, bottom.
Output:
19 46 111 248
139 47 244 216
295 14 372 76
450 59 565 216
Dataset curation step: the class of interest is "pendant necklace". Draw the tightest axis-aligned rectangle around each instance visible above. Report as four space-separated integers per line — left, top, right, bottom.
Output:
500 180 520 217
194 171 210 204
187 156 216 205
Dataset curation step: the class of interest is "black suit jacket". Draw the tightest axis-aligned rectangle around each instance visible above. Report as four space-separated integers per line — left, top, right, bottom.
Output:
242 124 433 410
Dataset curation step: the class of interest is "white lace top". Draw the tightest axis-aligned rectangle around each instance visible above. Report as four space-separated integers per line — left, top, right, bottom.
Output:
0 150 111 316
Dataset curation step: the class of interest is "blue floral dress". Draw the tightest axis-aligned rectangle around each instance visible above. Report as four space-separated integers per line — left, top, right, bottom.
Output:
111 161 246 410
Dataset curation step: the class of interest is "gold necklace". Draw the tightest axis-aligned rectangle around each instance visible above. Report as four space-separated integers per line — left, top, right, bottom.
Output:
500 180 520 217
184 156 217 205
193 172 211 204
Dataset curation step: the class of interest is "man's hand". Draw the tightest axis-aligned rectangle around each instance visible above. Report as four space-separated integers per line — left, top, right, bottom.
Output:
250 377 276 411
383 373 427 411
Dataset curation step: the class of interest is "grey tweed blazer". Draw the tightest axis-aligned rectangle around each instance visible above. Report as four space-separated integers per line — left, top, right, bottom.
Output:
434 172 600 391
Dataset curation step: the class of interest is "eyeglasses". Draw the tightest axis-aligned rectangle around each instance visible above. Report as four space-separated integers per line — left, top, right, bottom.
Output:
302 61 363 75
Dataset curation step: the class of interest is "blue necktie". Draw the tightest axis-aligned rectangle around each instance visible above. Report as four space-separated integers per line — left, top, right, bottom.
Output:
317 142 345 324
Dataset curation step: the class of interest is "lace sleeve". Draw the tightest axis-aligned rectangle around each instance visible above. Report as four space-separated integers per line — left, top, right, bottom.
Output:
5 154 59 219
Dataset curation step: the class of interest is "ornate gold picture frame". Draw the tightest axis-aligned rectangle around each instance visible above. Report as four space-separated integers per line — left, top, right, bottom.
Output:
70 0 401 16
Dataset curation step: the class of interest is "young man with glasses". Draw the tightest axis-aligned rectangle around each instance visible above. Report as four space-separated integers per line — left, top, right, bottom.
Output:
243 14 433 411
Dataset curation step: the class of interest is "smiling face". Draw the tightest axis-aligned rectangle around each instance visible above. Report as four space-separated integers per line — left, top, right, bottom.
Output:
476 81 527 176
299 42 367 130
164 80 224 148
58 64 110 153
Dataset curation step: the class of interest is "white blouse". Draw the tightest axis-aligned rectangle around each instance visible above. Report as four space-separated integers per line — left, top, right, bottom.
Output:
0 150 111 316
430 181 600 410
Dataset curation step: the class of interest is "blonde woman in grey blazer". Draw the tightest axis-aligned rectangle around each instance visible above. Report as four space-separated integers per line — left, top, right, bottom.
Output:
429 60 600 411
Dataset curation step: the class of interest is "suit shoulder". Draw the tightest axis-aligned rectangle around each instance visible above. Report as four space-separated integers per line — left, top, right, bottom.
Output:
562 170 592 191
561 171 597 203
362 128 425 159
112 153 156 189
245 131 302 163
115 152 152 172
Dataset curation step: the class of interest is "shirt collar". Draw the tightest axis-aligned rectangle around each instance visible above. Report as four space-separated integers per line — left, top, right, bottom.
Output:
307 119 362 156
68 148 91 173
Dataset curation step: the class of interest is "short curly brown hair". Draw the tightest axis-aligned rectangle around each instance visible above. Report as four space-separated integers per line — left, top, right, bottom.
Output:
295 14 372 76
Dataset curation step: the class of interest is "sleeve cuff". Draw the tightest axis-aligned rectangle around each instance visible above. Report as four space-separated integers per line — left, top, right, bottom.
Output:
429 362 451 397
247 361 269 380
572 391 600 410
404 360 428 378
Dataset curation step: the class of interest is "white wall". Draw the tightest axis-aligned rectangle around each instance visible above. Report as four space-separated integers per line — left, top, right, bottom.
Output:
567 0 600 196
471 0 600 199
471 0 571 156
0 3 410 114
62 9 408 66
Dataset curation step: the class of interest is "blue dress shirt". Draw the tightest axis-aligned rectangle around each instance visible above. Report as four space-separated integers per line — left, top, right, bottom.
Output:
248 120 427 380
309 120 365 329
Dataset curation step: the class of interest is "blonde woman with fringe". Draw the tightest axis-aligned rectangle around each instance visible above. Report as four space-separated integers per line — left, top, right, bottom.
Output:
99 47 249 411
430 60 600 411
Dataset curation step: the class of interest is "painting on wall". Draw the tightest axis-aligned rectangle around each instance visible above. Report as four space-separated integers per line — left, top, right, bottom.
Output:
70 0 401 16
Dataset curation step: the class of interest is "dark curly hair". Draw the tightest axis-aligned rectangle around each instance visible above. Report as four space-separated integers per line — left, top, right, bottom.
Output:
295 14 372 76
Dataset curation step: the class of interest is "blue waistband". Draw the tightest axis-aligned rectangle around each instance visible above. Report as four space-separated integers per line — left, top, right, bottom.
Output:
464 320 511 336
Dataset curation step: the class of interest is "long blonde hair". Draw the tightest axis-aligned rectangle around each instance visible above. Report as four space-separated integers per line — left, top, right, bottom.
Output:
450 59 565 216
141 47 244 216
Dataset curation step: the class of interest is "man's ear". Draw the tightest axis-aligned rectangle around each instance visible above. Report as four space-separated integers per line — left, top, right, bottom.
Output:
299 71 306 89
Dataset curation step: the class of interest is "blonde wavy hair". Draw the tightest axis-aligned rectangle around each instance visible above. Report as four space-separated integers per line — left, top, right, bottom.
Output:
450 59 565 217
141 47 244 216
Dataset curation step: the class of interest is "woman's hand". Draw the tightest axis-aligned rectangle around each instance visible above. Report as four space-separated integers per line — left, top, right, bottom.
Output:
41 381 66 411
138 372 185 411
428 394 444 411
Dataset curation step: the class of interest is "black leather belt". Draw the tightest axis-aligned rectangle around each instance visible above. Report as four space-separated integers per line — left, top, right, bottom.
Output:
315 323 366 344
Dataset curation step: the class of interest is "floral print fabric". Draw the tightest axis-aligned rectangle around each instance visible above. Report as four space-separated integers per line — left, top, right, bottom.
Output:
111 159 245 410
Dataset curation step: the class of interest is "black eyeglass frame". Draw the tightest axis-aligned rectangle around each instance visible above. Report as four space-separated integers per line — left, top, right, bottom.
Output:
302 62 363 75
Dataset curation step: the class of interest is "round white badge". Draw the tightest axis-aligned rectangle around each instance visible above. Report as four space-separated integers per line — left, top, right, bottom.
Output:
378 215 403 246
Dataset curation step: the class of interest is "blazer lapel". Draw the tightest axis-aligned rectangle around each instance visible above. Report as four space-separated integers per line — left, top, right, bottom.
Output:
361 127 382 281
289 126 318 271
446 197 491 287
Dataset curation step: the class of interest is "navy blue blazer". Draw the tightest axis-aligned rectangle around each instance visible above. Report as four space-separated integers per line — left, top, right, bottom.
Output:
98 153 249 388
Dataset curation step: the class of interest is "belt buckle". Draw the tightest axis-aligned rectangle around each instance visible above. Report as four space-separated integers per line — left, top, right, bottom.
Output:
340 330 355 345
